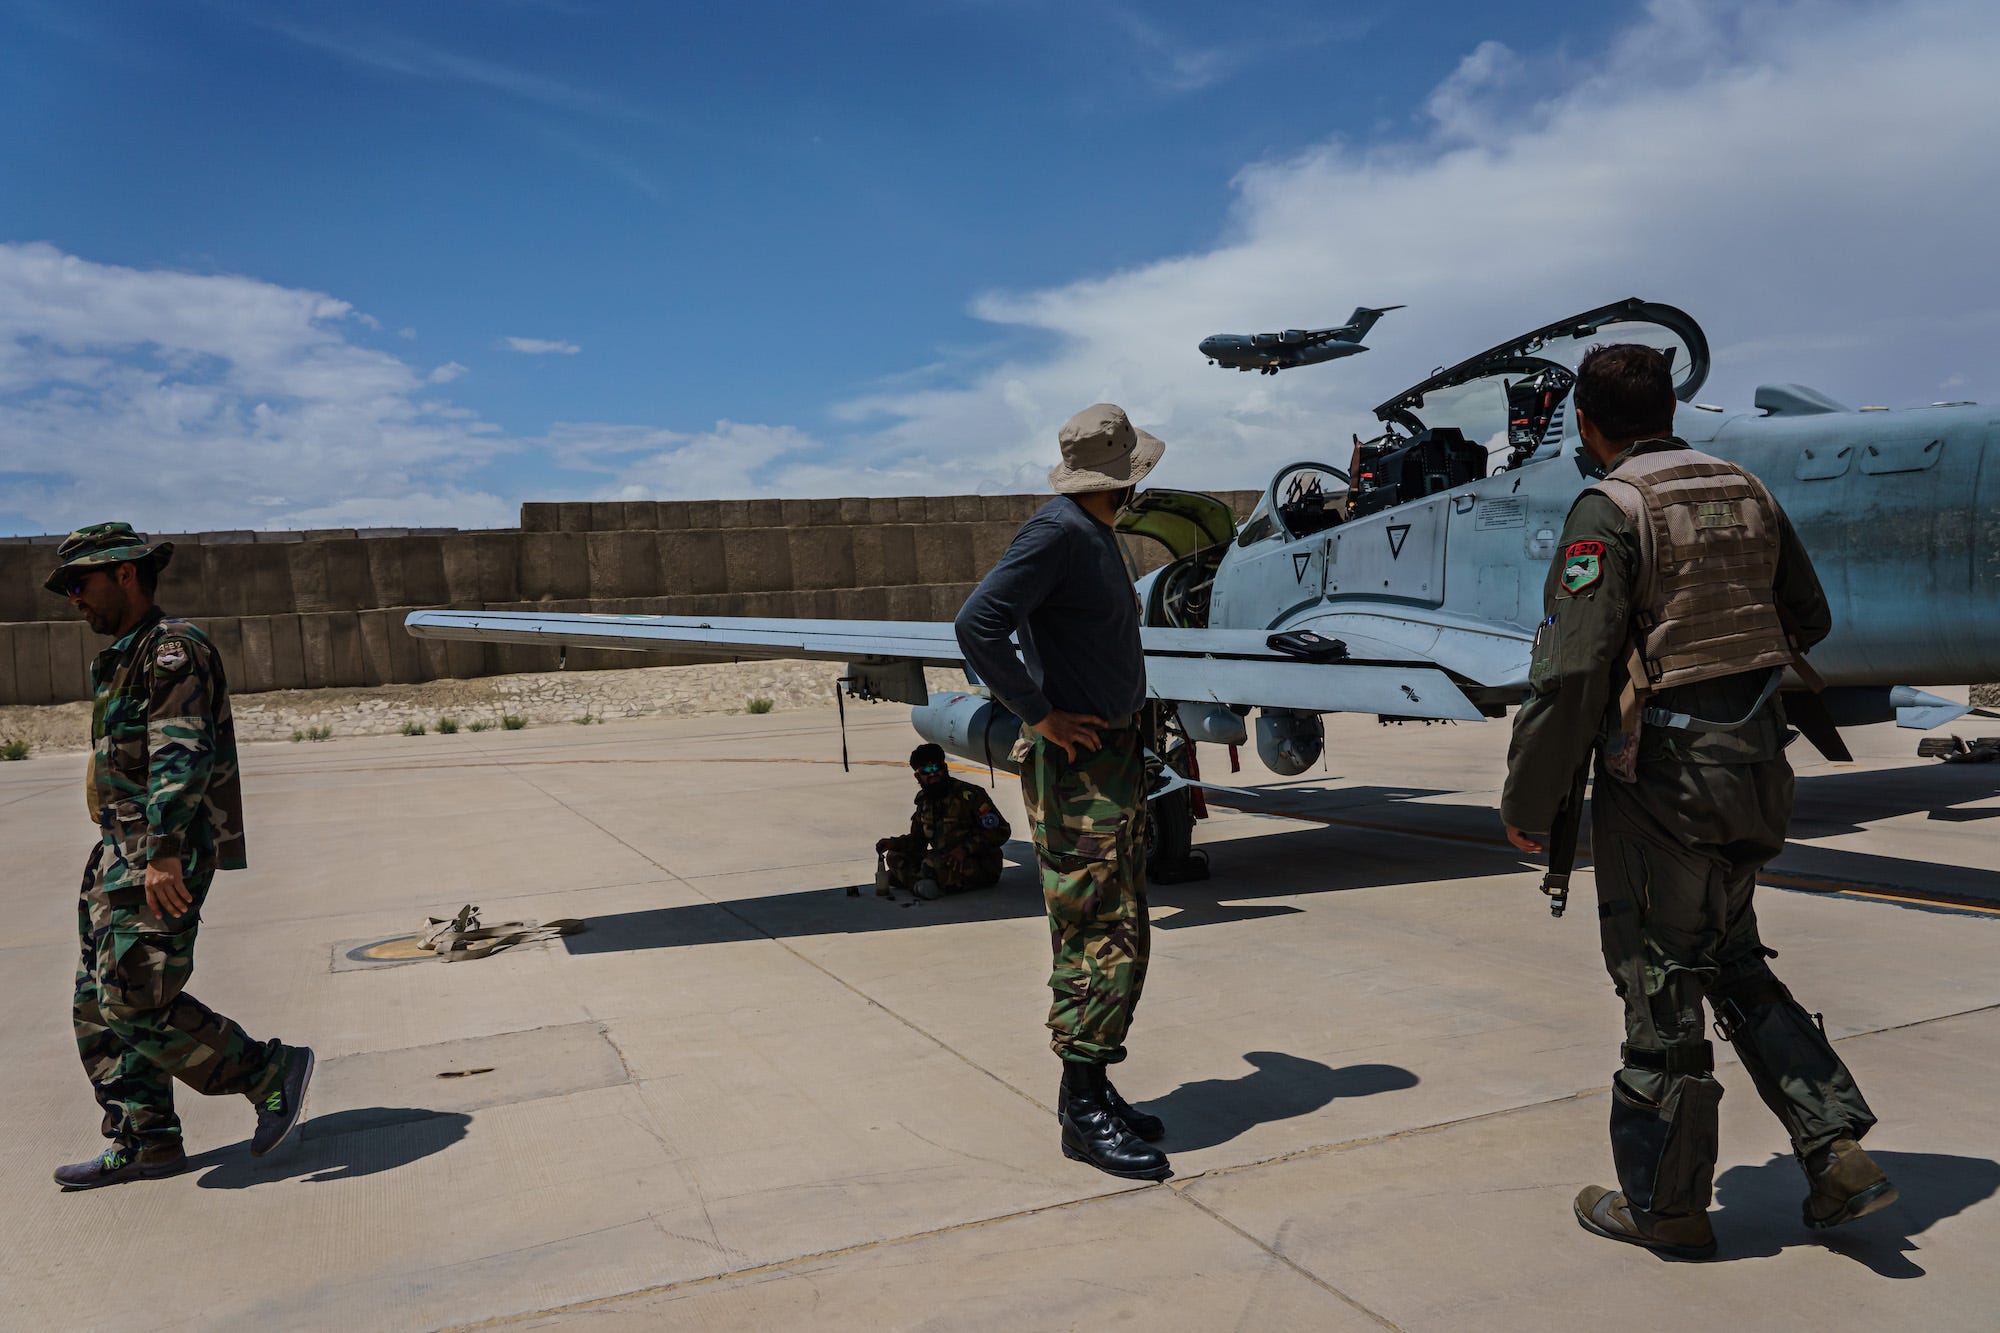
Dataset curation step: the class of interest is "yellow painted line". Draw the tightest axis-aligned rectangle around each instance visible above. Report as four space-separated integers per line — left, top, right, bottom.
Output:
1758 872 2000 916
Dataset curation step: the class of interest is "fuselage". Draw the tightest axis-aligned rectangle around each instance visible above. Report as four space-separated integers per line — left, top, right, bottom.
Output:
1199 334 1366 374
1207 403 2000 693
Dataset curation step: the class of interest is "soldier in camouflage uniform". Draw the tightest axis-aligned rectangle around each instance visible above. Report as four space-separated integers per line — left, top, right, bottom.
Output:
875 743 1012 899
957 404 1171 1182
45 524 316 1190
1503 348 1894 1259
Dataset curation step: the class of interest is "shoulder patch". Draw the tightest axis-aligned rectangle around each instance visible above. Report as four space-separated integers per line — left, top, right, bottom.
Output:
1560 544 1604 594
153 638 191 673
978 806 1001 830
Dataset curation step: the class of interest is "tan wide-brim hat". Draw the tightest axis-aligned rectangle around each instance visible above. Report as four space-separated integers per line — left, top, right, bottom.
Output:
1048 402 1166 494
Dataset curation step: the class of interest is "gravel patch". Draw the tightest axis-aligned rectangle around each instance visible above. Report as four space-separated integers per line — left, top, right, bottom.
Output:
0 660 971 755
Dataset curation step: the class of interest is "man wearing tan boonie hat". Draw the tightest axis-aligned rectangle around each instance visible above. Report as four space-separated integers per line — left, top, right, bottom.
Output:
1046 401 1166 495
955 403 1173 1183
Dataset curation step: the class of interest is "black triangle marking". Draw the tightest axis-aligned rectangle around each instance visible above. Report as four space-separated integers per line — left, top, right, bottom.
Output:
1292 552 1311 582
1387 524 1411 559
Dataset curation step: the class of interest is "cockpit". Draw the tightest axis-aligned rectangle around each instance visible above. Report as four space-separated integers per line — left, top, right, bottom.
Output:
1236 462 1351 548
1348 298 1709 517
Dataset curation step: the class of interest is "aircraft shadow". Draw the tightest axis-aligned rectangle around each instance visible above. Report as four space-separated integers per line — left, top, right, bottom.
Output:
1791 764 2000 834
189 1107 472 1188
1711 1149 2000 1276
559 763 2000 958
1226 777 2000 906
562 819 1533 956
1143 1052 1419 1152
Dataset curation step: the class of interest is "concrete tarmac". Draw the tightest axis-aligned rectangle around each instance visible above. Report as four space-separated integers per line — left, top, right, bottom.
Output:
2 701 1995 1330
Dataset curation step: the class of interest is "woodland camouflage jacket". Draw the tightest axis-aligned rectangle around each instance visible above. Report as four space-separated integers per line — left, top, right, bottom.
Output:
906 775 1012 857
87 607 248 872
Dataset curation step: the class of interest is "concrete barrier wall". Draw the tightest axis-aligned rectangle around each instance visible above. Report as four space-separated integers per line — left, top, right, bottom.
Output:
1 490 1261 704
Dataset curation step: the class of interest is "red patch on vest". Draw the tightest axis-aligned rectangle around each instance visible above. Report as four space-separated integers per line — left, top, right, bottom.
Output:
1564 540 1606 558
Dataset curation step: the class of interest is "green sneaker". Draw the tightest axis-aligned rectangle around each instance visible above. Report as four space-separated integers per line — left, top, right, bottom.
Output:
251 1045 316 1157
54 1144 186 1191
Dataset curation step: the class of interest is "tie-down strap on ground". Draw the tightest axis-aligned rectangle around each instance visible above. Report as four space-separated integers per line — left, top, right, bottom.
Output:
420 904 586 962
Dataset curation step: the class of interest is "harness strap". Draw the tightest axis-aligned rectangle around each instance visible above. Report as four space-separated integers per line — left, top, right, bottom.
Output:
1621 1040 1716 1076
1641 667 1784 733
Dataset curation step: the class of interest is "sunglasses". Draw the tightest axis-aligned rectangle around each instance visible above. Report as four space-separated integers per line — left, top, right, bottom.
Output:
915 764 945 775
62 566 121 598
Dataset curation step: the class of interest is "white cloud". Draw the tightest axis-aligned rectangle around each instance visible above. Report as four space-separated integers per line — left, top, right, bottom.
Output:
820 0 2000 498
7 0 1999 531
501 336 581 356
428 361 469 383
0 242 514 533
1424 39 1526 145
1109 10 1243 94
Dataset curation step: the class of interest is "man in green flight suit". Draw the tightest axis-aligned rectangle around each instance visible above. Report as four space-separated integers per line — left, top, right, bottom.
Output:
1502 346 1894 1259
47 523 315 1190
874 743 1013 899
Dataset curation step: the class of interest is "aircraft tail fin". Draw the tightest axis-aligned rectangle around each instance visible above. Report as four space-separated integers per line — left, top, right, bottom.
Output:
1340 304 1405 341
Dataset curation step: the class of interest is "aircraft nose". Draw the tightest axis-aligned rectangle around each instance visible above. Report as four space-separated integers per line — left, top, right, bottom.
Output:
1198 336 1219 355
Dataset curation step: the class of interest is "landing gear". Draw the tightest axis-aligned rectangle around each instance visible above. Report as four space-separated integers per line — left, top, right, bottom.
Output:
1146 720 1211 885
1918 735 2000 763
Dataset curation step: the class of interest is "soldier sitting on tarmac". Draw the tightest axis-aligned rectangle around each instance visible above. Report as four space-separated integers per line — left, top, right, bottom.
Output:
874 744 1012 900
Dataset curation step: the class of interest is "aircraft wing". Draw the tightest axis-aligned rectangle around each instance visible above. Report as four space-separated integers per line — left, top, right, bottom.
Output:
403 609 966 664
403 609 1495 721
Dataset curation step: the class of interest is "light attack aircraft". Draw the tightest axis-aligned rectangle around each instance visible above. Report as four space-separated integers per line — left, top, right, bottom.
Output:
404 298 2000 869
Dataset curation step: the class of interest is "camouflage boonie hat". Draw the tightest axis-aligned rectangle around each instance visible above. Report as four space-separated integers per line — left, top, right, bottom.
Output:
43 522 175 594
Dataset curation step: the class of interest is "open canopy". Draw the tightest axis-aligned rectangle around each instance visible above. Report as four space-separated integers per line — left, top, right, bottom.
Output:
1370 298 1710 468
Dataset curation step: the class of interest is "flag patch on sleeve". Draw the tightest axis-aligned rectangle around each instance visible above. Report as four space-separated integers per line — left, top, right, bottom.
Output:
1561 542 1604 594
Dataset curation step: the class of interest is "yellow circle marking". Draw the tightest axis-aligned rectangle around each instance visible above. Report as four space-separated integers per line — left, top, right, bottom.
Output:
357 934 433 961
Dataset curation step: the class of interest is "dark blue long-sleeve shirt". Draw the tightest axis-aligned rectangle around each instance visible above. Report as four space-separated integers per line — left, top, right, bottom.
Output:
952 496 1146 727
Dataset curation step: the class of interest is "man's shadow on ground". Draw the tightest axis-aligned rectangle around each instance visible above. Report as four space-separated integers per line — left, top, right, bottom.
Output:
1713 1149 2000 1275
1145 1052 1419 1152
185 1107 472 1188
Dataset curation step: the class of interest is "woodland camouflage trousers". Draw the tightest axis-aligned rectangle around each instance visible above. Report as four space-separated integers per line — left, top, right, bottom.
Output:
1016 720 1149 1064
74 842 282 1156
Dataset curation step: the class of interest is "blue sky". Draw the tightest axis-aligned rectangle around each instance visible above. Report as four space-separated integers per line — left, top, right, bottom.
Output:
3 0 1997 534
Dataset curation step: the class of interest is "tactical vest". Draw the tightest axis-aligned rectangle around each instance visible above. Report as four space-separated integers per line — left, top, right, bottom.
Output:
1587 443 1797 689
1586 443 1805 780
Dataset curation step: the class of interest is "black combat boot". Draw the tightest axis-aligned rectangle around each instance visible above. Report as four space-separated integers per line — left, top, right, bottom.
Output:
1058 1062 1171 1181
1801 1137 1898 1230
1056 1071 1166 1142
251 1045 316 1157
54 1143 186 1191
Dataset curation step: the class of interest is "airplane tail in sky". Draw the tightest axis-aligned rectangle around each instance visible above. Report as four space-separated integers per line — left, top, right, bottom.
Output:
1341 304 1405 341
